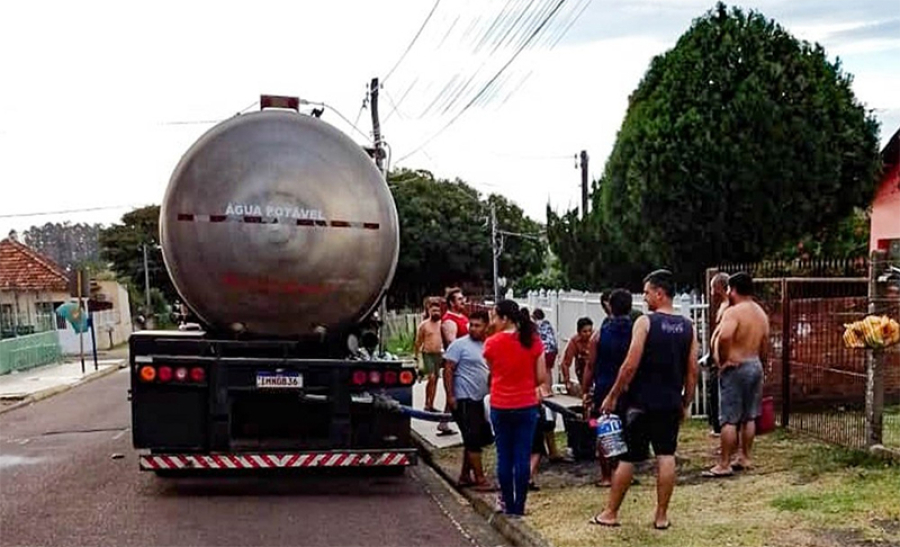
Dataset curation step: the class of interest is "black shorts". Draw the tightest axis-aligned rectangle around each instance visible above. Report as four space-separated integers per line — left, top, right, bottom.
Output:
452 398 494 452
621 407 680 463
531 419 547 455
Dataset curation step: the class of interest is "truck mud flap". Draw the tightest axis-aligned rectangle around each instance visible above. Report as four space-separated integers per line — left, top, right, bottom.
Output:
139 450 417 471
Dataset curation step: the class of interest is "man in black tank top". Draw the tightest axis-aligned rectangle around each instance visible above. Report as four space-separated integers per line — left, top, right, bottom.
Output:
591 270 699 530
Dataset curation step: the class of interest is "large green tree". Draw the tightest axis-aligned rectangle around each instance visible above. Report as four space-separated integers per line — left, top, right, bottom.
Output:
99 205 177 311
388 169 545 307
550 3 881 287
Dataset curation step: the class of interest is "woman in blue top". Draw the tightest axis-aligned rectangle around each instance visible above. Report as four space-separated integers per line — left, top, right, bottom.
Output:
582 289 633 486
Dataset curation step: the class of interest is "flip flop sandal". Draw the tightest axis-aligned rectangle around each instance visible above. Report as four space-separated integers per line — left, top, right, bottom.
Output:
654 521 671 530
594 481 612 488
588 515 620 527
436 429 458 437
701 469 734 478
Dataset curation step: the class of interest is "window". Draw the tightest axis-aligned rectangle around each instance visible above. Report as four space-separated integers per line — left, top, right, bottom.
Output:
35 302 56 332
0 304 12 331
53 302 66 330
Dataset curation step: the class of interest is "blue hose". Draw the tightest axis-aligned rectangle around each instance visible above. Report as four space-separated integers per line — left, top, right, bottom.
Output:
398 405 453 422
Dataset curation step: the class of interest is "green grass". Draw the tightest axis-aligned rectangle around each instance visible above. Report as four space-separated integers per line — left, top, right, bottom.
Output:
433 419 900 547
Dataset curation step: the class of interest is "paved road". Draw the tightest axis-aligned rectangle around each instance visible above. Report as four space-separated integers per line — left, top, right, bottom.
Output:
0 368 507 547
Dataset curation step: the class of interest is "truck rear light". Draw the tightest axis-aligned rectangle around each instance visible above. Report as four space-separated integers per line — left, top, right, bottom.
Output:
399 370 415 385
383 370 398 385
139 366 156 382
189 367 206 382
368 371 381 385
157 366 173 383
175 367 189 382
351 370 367 385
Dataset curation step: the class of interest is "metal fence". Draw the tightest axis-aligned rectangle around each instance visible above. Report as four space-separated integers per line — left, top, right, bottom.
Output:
714 256 900 454
512 289 711 417
0 331 62 375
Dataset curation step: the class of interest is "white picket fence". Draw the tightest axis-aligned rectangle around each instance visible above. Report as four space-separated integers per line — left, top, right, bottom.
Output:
510 289 712 418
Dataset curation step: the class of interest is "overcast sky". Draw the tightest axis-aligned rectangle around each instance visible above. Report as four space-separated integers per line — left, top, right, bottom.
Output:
1 0 897 238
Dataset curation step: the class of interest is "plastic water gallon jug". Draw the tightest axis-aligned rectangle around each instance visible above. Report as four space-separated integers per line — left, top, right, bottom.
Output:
595 414 627 458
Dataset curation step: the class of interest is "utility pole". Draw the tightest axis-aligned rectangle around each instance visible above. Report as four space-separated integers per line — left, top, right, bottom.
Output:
370 77 388 354
370 77 385 175
76 269 85 374
579 150 589 219
143 244 151 323
491 202 500 304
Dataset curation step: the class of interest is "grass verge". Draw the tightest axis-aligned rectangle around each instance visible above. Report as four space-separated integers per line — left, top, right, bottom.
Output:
432 419 900 547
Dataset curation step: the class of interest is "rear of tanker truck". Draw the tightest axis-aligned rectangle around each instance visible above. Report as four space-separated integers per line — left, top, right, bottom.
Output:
129 96 417 475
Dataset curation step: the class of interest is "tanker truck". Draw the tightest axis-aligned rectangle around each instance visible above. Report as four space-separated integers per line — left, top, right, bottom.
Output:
130 95 417 475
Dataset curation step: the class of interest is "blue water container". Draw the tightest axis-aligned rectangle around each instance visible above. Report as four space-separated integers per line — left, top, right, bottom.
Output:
595 414 627 458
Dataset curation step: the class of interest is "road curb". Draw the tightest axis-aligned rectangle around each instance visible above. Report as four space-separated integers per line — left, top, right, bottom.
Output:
412 431 553 547
0 361 126 416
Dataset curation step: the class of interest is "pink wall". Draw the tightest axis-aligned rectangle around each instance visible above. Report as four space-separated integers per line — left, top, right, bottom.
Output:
870 162 900 251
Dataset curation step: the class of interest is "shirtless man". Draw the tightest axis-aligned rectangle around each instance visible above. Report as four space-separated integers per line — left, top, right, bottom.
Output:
707 272 730 436
705 272 769 477
415 300 445 414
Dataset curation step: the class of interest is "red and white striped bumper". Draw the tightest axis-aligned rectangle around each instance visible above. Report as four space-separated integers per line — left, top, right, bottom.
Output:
139 451 416 471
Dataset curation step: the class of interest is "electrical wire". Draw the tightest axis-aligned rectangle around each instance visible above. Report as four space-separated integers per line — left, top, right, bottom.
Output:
382 88 407 121
159 100 259 126
320 102 373 143
0 205 136 219
397 0 569 164
383 0 442 84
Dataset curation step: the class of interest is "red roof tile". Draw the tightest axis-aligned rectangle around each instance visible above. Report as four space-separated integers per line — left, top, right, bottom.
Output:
0 238 69 292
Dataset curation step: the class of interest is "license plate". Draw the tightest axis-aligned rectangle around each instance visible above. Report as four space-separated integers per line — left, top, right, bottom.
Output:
256 371 303 389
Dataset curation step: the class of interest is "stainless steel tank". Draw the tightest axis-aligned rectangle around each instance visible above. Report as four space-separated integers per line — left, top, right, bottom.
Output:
160 110 399 337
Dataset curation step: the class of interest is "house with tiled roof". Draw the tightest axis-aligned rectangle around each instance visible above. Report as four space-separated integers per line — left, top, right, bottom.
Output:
1 232 134 355
0 232 71 338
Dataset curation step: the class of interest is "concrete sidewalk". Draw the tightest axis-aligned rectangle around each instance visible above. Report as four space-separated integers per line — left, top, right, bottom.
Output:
0 357 127 411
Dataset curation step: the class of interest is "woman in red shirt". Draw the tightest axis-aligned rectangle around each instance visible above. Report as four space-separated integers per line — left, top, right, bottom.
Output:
483 300 548 516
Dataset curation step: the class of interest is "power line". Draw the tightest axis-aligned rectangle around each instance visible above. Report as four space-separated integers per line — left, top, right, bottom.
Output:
352 91 368 129
383 0 442 84
160 100 259 126
397 0 569 164
321 102 372 143
0 205 136 219
382 87 407 121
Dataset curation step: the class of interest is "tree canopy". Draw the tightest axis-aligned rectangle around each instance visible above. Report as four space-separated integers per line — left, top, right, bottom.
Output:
549 3 881 288
388 169 545 307
99 205 177 310
23 222 102 272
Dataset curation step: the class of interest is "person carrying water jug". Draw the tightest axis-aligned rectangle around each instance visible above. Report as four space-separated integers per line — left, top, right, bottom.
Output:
591 269 699 531
582 288 634 487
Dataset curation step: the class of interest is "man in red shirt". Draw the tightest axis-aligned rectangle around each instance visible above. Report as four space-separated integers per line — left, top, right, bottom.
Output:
437 287 468 436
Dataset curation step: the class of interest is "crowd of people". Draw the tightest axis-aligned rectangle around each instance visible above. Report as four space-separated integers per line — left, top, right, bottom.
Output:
413 269 770 527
